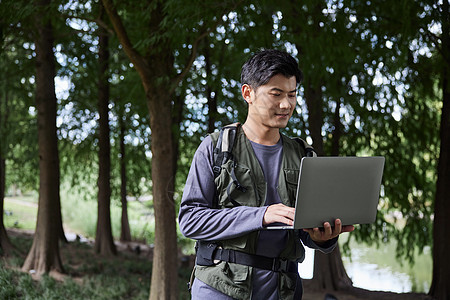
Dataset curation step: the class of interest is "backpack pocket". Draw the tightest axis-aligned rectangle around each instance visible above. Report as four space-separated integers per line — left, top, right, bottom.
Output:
215 160 258 208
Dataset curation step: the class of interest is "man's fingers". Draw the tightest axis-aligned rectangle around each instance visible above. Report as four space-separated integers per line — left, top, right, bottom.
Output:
342 225 355 233
263 204 295 226
334 219 342 235
323 222 332 237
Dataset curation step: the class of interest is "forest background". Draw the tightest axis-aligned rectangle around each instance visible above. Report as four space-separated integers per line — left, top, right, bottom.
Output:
0 0 449 299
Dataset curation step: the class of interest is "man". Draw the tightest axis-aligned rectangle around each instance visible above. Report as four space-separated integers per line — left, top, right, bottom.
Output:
178 49 354 299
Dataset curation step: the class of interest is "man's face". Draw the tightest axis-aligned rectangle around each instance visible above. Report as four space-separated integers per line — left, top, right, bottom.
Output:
243 74 297 129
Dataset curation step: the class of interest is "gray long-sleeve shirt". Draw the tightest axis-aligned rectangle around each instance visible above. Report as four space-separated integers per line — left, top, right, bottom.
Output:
178 135 337 299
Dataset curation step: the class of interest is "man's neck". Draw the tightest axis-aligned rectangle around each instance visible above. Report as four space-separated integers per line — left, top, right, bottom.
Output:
242 121 280 146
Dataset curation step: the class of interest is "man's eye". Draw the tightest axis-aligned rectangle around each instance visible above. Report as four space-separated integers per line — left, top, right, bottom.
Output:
271 93 281 97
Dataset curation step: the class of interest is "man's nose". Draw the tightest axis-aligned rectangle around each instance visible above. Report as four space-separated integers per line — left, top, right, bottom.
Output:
280 96 292 109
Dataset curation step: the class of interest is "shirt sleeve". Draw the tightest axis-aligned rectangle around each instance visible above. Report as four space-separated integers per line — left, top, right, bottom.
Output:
178 135 267 241
298 230 338 253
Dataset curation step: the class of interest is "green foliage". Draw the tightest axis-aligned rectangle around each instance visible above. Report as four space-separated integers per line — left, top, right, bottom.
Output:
1 258 151 300
261 0 441 265
0 3 39 191
1 0 446 275
1 232 193 299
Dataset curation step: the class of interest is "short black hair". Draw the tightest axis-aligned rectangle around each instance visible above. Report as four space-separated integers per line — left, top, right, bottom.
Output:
240 49 303 88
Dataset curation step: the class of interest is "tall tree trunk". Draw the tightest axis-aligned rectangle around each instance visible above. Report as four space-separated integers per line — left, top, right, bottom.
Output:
0 157 14 256
144 6 179 298
101 2 178 298
0 91 14 256
172 93 184 183
311 245 353 291
303 82 325 155
147 85 178 300
119 111 131 242
101 0 222 296
299 34 353 288
22 0 64 274
331 99 342 157
94 15 116 256
145 46 179 300
309 98 353 290
430 1 450 298
204 42 218 133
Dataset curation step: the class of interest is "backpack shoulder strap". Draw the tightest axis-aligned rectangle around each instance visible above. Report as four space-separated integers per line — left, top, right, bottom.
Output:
212 123 241 178
294 137 317 157
210 123 242 209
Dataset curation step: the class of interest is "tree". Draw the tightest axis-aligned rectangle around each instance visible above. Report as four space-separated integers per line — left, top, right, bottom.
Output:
100 1 191 298
94 3 117 256
100 1 244 298
271 0 440 293
429 1 450 298
22 0 65 275
279 1 355 290
0 0 40 257
0 89 14 256
0 27 12 255
118 108 131 242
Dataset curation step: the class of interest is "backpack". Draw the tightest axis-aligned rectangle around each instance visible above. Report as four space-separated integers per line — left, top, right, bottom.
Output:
211 123 317 208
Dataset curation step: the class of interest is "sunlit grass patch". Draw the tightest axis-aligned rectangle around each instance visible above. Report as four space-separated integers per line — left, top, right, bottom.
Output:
3 198 37 230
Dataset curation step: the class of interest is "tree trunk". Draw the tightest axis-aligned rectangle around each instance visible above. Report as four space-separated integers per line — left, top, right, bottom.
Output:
301 55 353 291
100 0 218 297
101 1 179 298
308 246 353 291
147 94 178 300
94 16 117 256
22 0 64 274
204 43 218 133
145 52 179 300
307 99 353 291
119 111 131 242
429 1 450 298
1 149 14 256
0 89 14 256
303 82 325 155
331 99 342 157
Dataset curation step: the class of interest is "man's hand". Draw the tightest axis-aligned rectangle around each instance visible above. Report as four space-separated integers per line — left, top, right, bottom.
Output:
303 219 355 244
262 203 295 226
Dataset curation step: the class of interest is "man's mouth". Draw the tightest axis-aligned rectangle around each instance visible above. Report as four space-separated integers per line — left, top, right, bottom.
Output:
275 113 290 118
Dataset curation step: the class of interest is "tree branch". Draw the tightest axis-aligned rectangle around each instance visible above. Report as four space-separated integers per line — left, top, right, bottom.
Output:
169 26 216 94
100 0 151 85
169 0 245 94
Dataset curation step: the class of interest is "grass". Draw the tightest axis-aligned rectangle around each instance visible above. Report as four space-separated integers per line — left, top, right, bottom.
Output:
59 187 156 244
1 231 193 300
2 191 194 299
4 190 194 253
3 195 38 230
3 193 432 297
3 191 158 244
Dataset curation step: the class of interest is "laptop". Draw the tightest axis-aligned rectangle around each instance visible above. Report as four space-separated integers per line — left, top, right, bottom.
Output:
266 156 385 230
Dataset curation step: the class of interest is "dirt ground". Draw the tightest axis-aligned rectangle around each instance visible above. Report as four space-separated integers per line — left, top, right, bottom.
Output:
301 281 434 300
302 290 433 300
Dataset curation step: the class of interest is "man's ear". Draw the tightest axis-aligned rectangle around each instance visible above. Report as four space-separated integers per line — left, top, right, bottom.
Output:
241 84 253 104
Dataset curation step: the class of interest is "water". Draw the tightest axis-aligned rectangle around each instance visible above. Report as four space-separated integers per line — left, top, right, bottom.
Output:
298 237 432 293
343 252 414 293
